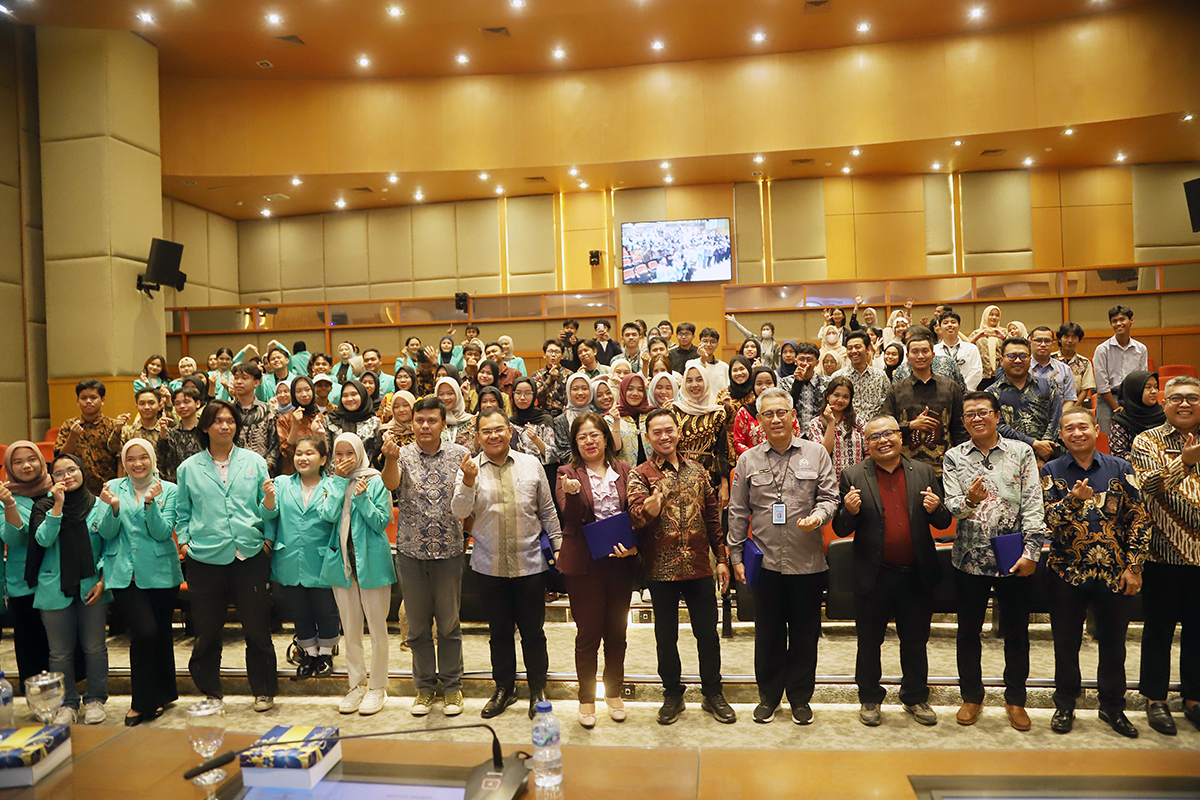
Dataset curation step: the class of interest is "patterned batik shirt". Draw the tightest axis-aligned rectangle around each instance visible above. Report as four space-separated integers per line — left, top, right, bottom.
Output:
881 374 967 476
235 399 280 473
787 374 827 439
988 373 1063 449
891 353 967 391
55 415 121 494
627 454 727 582
1041 450 1152 591
533 366 571 418
1052 351 1096 400
831 364 892 422
943 437 1046 576
1129 422 1200 567
394 440 470 560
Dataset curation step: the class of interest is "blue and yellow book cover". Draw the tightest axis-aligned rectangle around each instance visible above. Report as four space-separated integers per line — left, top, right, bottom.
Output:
0 726 71 768
239 725 339 770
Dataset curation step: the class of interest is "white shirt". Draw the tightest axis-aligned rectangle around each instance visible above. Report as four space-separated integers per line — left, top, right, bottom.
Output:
1092 335 1149 396
936 338 983 391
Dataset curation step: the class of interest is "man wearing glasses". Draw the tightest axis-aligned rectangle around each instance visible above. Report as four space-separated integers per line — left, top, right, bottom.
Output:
988 336 1063 464
727 388 839 726
881 330 967 476
1029 326 1078 406
834 415 952 727
783 342 825 438
1129 375 1200 735
943 391 1045 731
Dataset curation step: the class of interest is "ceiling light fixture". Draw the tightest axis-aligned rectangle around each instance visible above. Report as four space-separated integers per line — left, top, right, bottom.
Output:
753 155 765 163
261 209 271 217
552 47 565 59
752 32 766 43
651 40 664 51
291 177 302 186
265 13 282 24
1063 128 1075 135
579 182 589 189
1184 114 1195 121
659 162 670 169
413 190 424 201
664 176 674 183
136 11 154 23
357 56 371 67
387 6 403 17
842 166 852 174
0 5 13 16
456 53 469 64
969 7 984 20
479 173 489 180
568 167 579 176
1023 157 1034 167
387 174 399 184
510 0 525 6
1116 152 1127 162
931 162 941 170
953 140 964 146
495 186 504 194
857 22 870 32
850 148 862 156
335 199 347 209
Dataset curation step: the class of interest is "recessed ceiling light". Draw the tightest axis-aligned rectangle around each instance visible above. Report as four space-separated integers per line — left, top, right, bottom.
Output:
659 162 670 169
857 22 870 32
552 47 565 59
931 162 941 170
664 175 674 183
850 148 862 156
335 199 347 209
136 11 154 23
261 209 271 217
0 6 13 17
479 173 489 180
387 6 403 17
969 7 984 20
290 177 302 186
1023 157 1034 167
265 13 282 24
494 186 504 194
1063 128 1075 136
753 155 765 163
752 32 766 43
456 53 469 64
842 166 852 174
413 190 424 201
568 167 579 176
1116 152 1126 162
357 56 371 67
510 0 525 6
651 40 664 51
953 140 964 146
579 182 589 189
1184 114 1195 121
387 174 399 183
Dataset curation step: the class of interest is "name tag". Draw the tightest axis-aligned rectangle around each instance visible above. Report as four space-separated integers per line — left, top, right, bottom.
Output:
772 503 787 524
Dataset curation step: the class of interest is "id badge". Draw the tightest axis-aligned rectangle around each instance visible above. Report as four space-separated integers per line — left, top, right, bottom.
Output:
772 503 787 525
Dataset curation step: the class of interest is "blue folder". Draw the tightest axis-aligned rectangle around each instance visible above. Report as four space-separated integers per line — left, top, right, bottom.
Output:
743 537 764 587
990 532 1025 576
540 532 559 574
582 512 637 560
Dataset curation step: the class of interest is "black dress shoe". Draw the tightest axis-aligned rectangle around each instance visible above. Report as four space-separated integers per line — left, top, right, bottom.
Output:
657 695 685 725
1147 701 1177 736
292 652 315 682
701 694 737 724
1099 708 1139 739
481 686 517 719
313 654 334 679
124 712 146 727
528 689 546 721
1050 707 1074 734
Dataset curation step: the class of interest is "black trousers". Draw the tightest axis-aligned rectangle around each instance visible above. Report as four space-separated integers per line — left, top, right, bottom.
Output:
185 552 278 698
111 585 179 715
855 565 932 706
1139 561 1200 703
649 576 722 698
954 568 1031 706
1048 572 1130 712
752 569 826 707
476 571 548 693
7 593 49 695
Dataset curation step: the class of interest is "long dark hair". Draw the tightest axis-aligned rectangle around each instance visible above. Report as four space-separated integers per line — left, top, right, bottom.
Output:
568 411 620 471
197 399 242 449
823 375 857 430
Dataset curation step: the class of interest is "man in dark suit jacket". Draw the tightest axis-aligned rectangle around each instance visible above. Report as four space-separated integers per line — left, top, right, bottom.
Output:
834 413 952 727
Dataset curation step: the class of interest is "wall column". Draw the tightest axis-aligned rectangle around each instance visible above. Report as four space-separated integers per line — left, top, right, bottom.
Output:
38 28 163 423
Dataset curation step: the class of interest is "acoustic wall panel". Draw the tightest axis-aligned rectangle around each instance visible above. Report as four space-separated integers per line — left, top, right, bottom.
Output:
960 170 1033 273
769 178 825 262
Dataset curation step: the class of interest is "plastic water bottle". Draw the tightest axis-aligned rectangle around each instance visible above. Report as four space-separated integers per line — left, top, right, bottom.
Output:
530 700 562 788
0 670 14 729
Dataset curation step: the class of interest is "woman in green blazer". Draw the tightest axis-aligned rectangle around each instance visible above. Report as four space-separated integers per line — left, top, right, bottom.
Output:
99 439 182 726
1 441 53 692
31 455 118 725
262 436 341 681
321 432 395 716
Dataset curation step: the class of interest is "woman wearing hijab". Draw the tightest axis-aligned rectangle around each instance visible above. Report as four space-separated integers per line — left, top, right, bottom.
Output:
733 367 794 455
437 335 465 372
615 373 654 466
30 455 117 724
648 370 679 410
437 363 477 415
551 372 596 465
883 309 911 347
675 364 731 507
511 377 556 465
325 379 382 472
590 376 624 455
818 325 848 376
378 366 418 423
270 378 294 414
726 355 756 461
359 371 382 414
98 439 182 725
278 375 327 476
434 376 477 450
1109 371 1165 461
320 433 396 716
475 382 513 416
882 342 906 382
0 442 54 693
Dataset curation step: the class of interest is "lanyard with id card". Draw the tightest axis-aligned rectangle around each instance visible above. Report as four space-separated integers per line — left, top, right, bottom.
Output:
768 450 791 526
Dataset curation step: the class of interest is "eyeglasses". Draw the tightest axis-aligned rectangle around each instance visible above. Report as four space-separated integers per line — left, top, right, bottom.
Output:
1030 338 1054 345
759 409 791 420
795 356 817 364
1004 353 1030 361
51 466 81 479
866 429 900 443
1166 394 1200 406
479 426 510 437
963 410 995 419
575 432 605 443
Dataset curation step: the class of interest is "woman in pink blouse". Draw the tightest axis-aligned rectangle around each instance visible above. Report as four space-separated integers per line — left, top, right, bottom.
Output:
808 375 868 479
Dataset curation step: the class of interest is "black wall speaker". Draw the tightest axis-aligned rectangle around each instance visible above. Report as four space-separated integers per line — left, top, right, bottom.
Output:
1185 177 1200 234
138 238 187 295
455 292 469 312
588 250 601 266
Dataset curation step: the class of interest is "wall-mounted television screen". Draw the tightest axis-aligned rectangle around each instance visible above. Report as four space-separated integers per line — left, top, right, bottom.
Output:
621 217 732 284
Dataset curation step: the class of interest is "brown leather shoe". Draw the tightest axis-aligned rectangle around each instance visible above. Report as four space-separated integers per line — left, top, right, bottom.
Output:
1006 704 1031 731
956 702 983 725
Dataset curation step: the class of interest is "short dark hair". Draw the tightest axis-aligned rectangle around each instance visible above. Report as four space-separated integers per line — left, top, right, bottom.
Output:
292 340 307 352
412 396 447 421
484 341 503 353
362 348 381 359
465 324 480 334
577 338 599 354
1060 406 1097 426
462 341 482 356
905 328 935 349
134 387 160 403
475 407 511 431
267 345 290 362
173 386 201 404
795 341 820 358
563 319 579 330
1108 305 1134 320
308 353 333 375
1057 322 1085 341
231 361 262 381
1030 326 1054 338
658 319 672 330
940 310 961 324
405 336 421 347
699 327 720 343
214 347 234 359
293 435 328 459
75 378 106 398
676 322 696 335
542 339 563 353
645 408 677 429
648 336 669 350
621 322 640 335
963 391 1000 413
567 412 620 470
1001 336 1031 354
761 322 775 334
594 319 610 330
197 399 242 448
844 330 871 349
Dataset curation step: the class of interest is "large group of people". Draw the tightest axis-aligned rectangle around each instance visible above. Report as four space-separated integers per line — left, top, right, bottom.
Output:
2 299 1196 742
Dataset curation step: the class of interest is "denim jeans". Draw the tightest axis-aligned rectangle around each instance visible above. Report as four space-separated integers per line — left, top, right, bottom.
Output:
41 597 109 709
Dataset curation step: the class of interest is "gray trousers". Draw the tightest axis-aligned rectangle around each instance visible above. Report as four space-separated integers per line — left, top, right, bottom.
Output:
396 553 465 693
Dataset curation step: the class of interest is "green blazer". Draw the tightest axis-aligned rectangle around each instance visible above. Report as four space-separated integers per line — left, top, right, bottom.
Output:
2 495 38 598
97 478 184 590
263 474 338 587
32 501 114 611
318 475 395 590
175 447 272 565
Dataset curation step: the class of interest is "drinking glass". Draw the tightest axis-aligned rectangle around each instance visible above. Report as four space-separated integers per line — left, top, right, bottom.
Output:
25 672 64 725
186 699 227 786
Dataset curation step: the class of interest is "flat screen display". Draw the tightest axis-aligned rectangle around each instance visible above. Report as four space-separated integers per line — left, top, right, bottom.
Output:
620 217 732 284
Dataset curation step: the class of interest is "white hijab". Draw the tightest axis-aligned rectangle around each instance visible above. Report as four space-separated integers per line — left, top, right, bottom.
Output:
121 438 158 504
434 376 474 426
332 432 381 580
674 365 720 416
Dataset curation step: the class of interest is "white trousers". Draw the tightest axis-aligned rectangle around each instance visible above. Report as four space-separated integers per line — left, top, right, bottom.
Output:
332 579 392 690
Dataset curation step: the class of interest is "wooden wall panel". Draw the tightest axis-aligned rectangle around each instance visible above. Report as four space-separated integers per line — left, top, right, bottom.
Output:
1061 205 1135 268
944 31 1037 136
855 212 926 277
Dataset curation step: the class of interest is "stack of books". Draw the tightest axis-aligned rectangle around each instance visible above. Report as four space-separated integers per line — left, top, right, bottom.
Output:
0 725 72 787
239 725 341 790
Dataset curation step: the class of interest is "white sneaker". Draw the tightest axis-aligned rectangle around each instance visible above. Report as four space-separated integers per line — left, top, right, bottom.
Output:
82 701 106 724
253 696 275 713
411 690 436 717
338 685 368 714
51 706 77 725
443 691 464 717
358 688 387 716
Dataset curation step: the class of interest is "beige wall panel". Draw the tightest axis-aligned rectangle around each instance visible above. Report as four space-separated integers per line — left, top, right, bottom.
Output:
279 287 326 303
208 288 239 305
733 182 762 264
665 184 734 223
0 184 20 284
0 283 24 380
238 218 281 293
1136 246 1200 269
737 260 765 285
161 197 174 241
562 192 605 232
23 227 45 324
924 174 953 256
343 329 402 363
411 204 457 283
208 212 238 292
926 253 956 275
944 31 1037 136
613 187 666 227
41 137 107 261
278 215 326 289
824 213 856 280
322 285 369 302
323 211 369 287
36 28 107 142
769 179 825 262
1031 206 1064 273
1071 295 1161 334
369 281 414 299
45 258 112 377
856 40 948 143
962 252 1034 273
856 212 926 278
173 280 209 308
455 200 501 279
506 195 556 277
367 207 413 285
620 283 670 328
411 278 458 298
772 258 828 283
1032 14 1134 126
1126 5 1200 118
27 321 48 419
0 382 28 443
1029 170 1061 209
241 290 281 305
107 139 162 262
246 81 331 176
853 175 924 215
702 57 783 154
0 85 18 188
173 200 210 289
551 73 630 167
563 230 602 291
823 177 854 217
960 170 1032 254
779 48 864 148
1161 292 1200 328
1131 162 1200 248
507 272 556 295
1060 166 1132 207
1061 205 1134 268
624 66 706 161
456 276 502 295
104 30 159 156
994 298 1066 330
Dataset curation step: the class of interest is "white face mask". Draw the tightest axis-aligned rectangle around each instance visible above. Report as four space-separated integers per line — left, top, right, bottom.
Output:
824 330 841 346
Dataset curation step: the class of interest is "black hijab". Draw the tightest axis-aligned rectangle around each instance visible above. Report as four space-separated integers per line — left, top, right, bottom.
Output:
26 454 98 596
329 379 375 426
883 343 906 381
778 341 800 379
475 386 506 414
728 355 755 401
745 367 778 420
359 371 381 412
438 363 463 384
511 377 552 427
1112 370 1166 435
290 375 318 416
183 374 212 403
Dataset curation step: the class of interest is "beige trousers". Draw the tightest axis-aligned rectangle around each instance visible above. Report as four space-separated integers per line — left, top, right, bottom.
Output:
332 579 392 690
